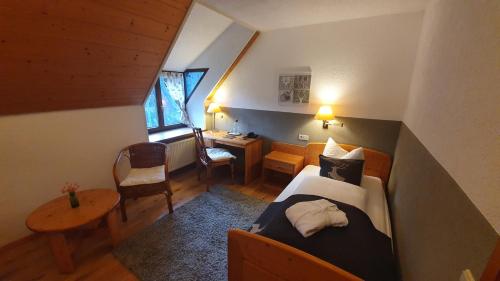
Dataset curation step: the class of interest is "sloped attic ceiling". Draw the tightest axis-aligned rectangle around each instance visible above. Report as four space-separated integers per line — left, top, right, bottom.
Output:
0 0 191 115
164 3 233 71
200 0 429 30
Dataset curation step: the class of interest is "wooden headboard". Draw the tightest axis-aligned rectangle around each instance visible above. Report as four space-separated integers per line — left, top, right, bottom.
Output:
304 143 392 185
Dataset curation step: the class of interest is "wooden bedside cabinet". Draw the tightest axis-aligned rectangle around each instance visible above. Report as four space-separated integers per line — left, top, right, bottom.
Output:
262 151 304 182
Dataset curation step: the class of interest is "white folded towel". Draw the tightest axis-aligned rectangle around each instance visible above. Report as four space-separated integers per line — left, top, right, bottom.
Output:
285 199 348 238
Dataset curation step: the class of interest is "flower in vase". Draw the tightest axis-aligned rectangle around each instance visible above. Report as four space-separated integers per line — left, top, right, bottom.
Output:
61 182 80 194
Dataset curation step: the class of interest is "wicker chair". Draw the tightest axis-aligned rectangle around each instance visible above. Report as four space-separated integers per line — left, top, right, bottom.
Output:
113 142 173 222
193 128 235 191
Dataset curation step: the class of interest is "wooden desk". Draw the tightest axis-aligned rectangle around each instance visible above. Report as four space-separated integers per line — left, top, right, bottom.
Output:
26 189 120 273
203 130 263 185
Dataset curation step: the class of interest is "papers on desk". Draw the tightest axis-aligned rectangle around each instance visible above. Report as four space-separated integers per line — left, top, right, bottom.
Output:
224 134 250 140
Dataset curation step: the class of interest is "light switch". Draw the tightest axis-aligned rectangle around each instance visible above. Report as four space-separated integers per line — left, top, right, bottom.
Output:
298 134 309 141
459 269 475 281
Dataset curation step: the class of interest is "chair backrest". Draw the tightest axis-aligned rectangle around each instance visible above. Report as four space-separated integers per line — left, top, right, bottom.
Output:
128 142 167 168
192 128 210 165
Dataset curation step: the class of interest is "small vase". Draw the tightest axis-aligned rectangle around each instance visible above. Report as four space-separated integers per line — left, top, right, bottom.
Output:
69 191 80 208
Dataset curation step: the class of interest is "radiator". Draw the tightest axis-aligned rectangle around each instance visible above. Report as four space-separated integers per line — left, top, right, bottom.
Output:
166 137 196 172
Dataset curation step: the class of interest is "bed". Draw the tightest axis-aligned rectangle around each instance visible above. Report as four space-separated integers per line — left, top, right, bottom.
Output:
228 143 394 281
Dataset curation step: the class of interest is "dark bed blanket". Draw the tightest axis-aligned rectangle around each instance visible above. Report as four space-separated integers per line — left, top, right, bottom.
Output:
251 194 397 281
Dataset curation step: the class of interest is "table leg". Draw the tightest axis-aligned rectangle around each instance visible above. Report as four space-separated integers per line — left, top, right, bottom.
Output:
244 140 263 185
106 207 120 246
47 232 75 273
244 146 251 185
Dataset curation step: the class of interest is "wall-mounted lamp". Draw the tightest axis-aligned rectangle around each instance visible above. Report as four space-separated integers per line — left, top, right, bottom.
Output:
206 102 221 130
314 105 343 129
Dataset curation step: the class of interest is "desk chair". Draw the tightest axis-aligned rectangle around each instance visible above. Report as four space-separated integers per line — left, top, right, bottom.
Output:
192 128 235 191
113 142 173 222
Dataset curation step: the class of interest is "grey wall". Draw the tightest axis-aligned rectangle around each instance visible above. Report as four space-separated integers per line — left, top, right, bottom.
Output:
388 124 498 281
213 107 401 156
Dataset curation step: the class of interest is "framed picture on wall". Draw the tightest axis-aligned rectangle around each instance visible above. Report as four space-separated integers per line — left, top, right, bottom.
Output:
278 70 311 105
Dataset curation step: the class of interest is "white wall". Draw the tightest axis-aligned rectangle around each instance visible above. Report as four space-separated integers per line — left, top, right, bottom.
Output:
214 12 423 121
199 0 429 31
186 23 255 128
0 106 148 246
404 0 500 232
164 3 233 71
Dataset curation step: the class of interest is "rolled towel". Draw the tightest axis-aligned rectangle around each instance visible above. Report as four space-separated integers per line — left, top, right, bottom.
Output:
285 199 348 238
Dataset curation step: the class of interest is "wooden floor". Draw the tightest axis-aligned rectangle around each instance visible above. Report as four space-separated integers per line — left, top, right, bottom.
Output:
0 168 285 281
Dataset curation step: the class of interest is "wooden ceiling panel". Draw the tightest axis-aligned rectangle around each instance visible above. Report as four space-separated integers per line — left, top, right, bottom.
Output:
0 36 165 66
1 62 158 80
0 0 191 115
95 0 190 25
2 15 171 54
5 0 181 40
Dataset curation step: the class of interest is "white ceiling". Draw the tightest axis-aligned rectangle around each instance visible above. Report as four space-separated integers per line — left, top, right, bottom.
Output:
164 3 233 71
198 0 429 31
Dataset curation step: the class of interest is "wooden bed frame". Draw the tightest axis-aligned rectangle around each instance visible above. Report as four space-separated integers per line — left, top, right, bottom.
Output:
228 143 392 281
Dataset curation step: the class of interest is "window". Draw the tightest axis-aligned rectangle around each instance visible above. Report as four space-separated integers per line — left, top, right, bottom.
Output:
144 69 208 133
184 68 208 101
144 87 159 129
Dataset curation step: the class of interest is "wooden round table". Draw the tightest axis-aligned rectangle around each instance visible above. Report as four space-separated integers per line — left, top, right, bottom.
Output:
26 189 120 273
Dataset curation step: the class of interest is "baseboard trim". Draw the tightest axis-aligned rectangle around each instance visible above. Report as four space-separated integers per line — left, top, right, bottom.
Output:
170 162 196 176
0 233 39 253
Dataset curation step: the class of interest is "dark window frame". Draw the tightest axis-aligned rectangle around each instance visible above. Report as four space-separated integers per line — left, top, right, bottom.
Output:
183 68 208 103
147 72 186 134
146 69 209 134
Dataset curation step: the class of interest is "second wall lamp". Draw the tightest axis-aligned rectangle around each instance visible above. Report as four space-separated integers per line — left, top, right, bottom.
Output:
314 105 343 129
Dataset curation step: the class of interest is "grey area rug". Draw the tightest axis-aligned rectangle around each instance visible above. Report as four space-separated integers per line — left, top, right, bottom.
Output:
113 186 269 281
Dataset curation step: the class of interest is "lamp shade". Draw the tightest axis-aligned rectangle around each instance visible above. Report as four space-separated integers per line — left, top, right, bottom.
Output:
314 105 335 120
206 102 221 113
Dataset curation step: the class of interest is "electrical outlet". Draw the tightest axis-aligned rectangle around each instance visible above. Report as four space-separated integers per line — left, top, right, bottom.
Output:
460 270 475 281
298 134 309 141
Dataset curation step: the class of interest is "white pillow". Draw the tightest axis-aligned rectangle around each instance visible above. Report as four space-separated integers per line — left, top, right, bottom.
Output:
323 137 348 158
341 147 364 160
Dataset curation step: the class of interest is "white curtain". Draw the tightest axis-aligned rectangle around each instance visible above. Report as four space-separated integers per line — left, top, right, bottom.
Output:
162 72 193 127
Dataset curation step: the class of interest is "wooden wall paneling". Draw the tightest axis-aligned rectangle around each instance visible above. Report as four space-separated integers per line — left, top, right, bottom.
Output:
0 0 192 115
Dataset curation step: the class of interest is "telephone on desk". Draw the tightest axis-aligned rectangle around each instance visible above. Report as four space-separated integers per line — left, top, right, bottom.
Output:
224 132 259 140
244 132 259 139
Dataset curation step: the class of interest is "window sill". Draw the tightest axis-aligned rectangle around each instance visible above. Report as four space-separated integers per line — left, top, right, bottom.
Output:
148 127 193 144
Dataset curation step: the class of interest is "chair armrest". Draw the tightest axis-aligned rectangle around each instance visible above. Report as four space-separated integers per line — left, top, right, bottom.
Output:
113 149 126 188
